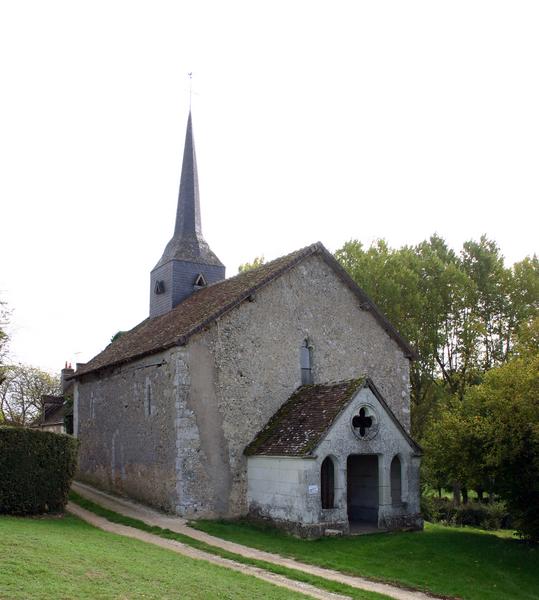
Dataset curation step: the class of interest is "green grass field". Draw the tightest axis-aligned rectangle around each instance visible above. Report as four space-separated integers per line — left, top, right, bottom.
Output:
68 491 539 600
68 492 388 600
0 514 312 600
190 519 539 600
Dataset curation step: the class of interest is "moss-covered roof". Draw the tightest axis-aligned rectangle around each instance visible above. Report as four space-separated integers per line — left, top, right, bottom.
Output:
74 242 415 379
245 378 365 457
245 377 422 457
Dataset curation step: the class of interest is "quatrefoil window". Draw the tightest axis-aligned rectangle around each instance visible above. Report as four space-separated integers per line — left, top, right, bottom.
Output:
351 405 379 441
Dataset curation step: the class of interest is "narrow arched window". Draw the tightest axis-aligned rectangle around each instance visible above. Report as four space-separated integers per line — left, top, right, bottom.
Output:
300 339 313 385
321 456 335 509
391 455 402 506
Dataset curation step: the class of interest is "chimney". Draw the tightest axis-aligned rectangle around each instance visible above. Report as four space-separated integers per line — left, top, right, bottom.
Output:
61 364 75 393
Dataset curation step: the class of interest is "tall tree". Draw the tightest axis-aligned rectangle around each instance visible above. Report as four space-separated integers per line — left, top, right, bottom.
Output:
335 236 476 435
510 255 539 347
335 235 539 440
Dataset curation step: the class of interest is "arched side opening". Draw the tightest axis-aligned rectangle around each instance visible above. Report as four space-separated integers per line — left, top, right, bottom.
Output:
321 456 335 509
390 455 402 506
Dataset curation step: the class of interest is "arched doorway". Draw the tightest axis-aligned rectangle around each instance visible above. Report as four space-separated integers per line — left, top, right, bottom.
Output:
347 454 379 524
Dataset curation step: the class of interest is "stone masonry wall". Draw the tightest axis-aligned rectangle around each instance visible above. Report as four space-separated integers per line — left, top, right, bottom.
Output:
76 350 180 511
178 254 411 518
77 253 413 519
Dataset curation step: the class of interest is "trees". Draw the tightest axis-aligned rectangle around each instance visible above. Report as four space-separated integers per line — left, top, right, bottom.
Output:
0 299 63 427
0 300 64 427
463 345 539 540
421 392 494 503
415 319 539 537
238 256 265 273
335 235 539 536
335 236 539 441
0 365 61 427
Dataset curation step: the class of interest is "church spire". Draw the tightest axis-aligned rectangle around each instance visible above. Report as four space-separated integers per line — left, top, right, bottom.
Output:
174 111 202 239
149 111 225 318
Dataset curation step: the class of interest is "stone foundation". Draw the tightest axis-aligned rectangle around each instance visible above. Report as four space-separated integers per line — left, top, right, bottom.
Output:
248 508 349 538
379 512 424 531
248 508 424 538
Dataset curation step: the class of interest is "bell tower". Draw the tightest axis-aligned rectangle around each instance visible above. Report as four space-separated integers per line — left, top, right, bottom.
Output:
150 112 225 318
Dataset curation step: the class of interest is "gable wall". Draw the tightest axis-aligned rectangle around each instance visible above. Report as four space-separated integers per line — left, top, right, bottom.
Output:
180 254 411 517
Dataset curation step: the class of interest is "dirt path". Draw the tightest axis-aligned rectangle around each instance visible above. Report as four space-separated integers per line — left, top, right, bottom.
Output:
71 481 443 600
67 502 349 600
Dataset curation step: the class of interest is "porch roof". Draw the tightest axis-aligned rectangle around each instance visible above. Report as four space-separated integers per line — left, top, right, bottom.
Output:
244 377 421 457
245 378 365 457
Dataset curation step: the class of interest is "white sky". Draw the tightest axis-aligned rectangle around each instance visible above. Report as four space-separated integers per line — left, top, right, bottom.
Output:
1 1 538 373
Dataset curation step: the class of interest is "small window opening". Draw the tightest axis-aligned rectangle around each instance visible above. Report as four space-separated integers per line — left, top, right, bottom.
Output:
300 339 313 385
194 273 207 288
321 456 335 509
154 280 165 295
145 381 153 416
391 455 402 506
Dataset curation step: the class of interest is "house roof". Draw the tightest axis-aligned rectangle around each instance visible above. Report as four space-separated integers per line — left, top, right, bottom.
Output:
244 377 421 457
74 242 415 379
42 404 68 426
40 395 69 426
41 395 64 419
29 396 69 429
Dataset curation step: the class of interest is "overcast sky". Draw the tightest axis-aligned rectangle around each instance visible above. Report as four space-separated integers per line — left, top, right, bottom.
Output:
1 1 538 373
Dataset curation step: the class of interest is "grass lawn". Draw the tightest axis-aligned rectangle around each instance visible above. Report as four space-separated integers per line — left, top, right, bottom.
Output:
69 492 388 600
190 519 539 600
0 514 315 600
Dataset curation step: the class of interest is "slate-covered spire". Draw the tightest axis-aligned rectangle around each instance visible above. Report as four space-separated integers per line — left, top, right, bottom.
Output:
150 111 225 318
155 111 223 269
175 111 202 239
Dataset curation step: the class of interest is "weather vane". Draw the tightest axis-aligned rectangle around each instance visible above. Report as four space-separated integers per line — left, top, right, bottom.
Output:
188 72 193 109
185 72 199 110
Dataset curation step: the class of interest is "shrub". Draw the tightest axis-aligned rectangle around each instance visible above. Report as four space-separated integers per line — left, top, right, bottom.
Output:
421 496 512 530
0 426 79 514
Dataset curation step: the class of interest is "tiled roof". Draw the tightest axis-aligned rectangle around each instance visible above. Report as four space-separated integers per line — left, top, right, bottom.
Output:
75 244 319 377
74 242 415 378
36 395 69 426
41 395 64 420
245 377 422 457
245 379 365 457
42 403 68 425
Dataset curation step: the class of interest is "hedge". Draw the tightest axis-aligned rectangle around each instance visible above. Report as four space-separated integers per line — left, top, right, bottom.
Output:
421 496 513 530
0 426 79 514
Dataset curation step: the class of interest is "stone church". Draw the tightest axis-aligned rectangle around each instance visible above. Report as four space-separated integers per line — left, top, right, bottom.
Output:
73 112 422 536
